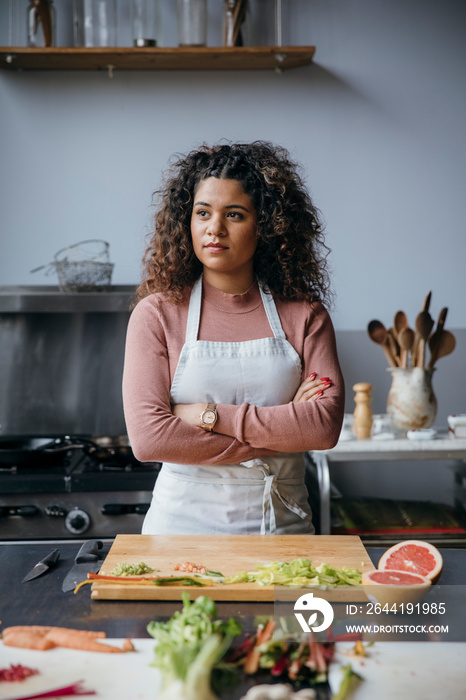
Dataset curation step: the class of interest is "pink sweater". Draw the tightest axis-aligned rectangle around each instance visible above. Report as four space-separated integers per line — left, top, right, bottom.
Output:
122 279 345 465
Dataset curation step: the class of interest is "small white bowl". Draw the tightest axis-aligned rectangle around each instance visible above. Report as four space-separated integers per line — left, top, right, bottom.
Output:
407 429 437 441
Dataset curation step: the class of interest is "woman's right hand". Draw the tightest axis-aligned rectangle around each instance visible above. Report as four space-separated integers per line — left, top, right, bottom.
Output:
292 372 333 403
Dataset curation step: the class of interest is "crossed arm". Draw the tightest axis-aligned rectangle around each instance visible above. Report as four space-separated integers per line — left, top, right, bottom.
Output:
122 298 344 465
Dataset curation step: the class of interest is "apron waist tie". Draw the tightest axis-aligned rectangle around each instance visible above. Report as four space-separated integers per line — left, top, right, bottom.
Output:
241 459 308 535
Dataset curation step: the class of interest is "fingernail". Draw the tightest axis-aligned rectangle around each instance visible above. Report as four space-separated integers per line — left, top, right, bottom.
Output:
324 381 332 387
320 377 330 381
308 372 317 380
316 390 323 397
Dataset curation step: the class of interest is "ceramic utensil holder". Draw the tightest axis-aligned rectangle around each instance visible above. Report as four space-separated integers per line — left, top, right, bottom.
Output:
386 367 437 432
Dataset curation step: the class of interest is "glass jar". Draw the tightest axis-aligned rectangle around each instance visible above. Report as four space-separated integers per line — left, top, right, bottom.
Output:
73 0 117 48
27 0 56 47
177 0 207 47
131 0 160 47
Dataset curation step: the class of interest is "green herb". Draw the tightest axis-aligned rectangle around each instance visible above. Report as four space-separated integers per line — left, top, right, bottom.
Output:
147 594 241 700
110 561 154 576
152 577 206 587
205 570 224 578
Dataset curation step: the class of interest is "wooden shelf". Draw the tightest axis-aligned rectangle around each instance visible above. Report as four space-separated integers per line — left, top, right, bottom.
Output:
0 46 315 73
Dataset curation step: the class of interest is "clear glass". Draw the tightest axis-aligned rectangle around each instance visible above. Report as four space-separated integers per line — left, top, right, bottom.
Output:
73 0 117 48
27 0 56 47
177 0 207 47
131 0 159 47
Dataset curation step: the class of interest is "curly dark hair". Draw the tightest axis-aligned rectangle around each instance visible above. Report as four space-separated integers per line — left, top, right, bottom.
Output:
136 141 332 306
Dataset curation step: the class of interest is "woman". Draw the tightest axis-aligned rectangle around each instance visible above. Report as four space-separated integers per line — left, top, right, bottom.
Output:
123 142 344 535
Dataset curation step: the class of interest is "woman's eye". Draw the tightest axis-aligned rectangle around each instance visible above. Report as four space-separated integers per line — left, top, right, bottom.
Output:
196 209 209 217
227 211 243 219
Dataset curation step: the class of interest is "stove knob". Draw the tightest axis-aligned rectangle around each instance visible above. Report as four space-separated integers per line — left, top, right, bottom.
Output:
65 508 91 534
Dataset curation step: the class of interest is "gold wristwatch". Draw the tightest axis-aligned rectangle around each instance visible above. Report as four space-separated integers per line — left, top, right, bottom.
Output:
200 403 218 432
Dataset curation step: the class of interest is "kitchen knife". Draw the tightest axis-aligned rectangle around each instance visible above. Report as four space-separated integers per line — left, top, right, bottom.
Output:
62 540 103 592
22 548 60 583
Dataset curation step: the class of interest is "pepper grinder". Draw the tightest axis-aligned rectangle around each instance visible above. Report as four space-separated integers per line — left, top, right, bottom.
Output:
353 382 373 440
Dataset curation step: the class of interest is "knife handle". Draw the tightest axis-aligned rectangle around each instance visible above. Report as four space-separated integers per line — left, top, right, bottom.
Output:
76 540 103 564
42 548 60 566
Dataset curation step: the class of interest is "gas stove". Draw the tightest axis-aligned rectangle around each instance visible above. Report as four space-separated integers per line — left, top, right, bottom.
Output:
0 437 160 541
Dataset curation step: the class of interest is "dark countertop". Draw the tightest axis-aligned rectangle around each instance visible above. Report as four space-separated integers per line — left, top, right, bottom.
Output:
1 541 465 700
1 542 464 635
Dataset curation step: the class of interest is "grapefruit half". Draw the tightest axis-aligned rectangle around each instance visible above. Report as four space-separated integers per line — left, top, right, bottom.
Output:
378 540 443 583
362 569 431 606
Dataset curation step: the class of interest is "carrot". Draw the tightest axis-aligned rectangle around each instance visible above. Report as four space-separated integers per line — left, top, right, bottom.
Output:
2 630 55 651
45 629 127 653
2 625 106 639
1 625 133 653
244 619 275 675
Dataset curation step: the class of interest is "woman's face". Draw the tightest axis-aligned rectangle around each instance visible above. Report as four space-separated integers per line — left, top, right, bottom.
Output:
190 177 258 293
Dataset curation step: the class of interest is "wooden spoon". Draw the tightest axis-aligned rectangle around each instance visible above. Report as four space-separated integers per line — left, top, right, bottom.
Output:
394 310 409 339
415 311 435 368
367 320 398 367
428 328 456 369
398 327 414 368
422 290 432 313
427 307 448 368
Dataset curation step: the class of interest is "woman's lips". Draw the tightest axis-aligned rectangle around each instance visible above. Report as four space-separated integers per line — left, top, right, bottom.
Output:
206 243 228 251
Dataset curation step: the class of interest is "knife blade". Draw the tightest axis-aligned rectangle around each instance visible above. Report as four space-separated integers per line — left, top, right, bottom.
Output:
62 540 103 592
22 549 60 583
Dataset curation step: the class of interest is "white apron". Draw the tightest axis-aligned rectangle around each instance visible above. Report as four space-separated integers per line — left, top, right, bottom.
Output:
142 276 314 535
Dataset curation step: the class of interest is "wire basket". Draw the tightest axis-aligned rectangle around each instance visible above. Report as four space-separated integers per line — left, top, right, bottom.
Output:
53 259 114 293
32 239 114 293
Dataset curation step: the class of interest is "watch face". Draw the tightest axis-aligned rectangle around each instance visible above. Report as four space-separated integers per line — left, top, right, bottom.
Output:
204 410 216 424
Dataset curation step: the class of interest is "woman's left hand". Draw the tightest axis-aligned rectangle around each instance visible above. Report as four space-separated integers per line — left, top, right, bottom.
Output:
292 373 332 403
172 403 205 427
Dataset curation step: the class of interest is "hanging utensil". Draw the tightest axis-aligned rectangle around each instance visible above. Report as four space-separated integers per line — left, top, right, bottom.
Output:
367 320 398 367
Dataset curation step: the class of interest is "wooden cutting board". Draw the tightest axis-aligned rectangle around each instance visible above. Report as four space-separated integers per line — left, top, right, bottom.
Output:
90 534 374 601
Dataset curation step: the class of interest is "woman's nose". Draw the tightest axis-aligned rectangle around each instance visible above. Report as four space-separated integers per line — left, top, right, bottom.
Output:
206 215 226 236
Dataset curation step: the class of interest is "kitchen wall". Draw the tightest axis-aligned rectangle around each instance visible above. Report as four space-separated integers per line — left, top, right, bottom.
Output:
1 0 465 506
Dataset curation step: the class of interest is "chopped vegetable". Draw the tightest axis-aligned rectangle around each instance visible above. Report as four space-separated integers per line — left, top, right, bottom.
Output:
2 680 96 697
147 593 241 700
174 561 207 574
224 559 361 587
110 562 154 576
0 663 39 682
330 664 364 700
225 620 336 688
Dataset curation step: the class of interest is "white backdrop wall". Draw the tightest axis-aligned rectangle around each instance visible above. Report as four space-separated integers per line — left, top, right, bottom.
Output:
1 0 465 331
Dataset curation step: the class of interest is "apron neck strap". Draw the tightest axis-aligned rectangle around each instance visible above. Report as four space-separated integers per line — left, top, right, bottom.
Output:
185 275 286 341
